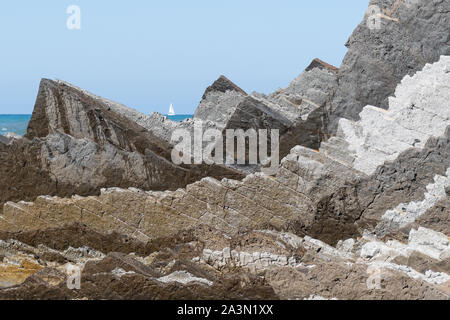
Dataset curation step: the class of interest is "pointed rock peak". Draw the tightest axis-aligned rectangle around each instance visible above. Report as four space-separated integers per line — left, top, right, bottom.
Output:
202 75 247 100
25 78 60 139
305 58 338 73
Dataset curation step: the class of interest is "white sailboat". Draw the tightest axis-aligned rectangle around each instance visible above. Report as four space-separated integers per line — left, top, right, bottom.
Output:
168 103 176 116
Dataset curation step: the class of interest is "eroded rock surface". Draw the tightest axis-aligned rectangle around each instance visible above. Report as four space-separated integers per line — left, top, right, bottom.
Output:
327 0 450 131
0 2 449 300
1 57 448 300
0 79 245 211
0 223 447 300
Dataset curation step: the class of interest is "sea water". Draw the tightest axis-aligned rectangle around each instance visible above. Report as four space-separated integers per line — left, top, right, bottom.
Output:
166 114 193 122
0 114 193 136
0 115 32 136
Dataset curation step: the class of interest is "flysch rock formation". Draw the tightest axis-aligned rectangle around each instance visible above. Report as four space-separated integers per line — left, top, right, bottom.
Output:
0 2 449 300
194 0 450 150
0 55 448 300
327 0 450 131
0 79 245 211
194 59 338 157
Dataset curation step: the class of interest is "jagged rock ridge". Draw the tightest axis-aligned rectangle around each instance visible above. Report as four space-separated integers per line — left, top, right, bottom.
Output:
0 79 245 211
327 0 450 131
0 1 449 300
1 57 448 299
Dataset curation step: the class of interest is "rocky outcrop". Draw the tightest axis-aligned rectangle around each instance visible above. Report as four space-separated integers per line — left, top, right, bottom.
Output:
0 79 245 211
194 76 248 127
328 54 450 175
0 3 449 301
2 57 448 247
309 56 450 243
192 58 338 155
195 0 450 149
0 224 280 300
225 62 338 154
327 0 450 131
0 221 447 300
305 58 339 73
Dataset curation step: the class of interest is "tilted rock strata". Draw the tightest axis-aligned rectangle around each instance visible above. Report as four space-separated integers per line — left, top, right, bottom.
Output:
0 135 10 145
0 79 245 211
0 223 447 300
194 75 248 127
310 56 450 243
193 61 338 154
0 225 280 300
327 56 450 175
1 3 449 300
1 58 449 249
327 0 450 131
222 64 338 154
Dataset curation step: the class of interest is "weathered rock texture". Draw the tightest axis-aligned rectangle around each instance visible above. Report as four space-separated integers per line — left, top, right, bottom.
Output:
194 75 248 127
0 135 10 145
194 0 450 150
327 0 450 131
226 62 338 155
1 56 448 300
0 223 447 300
0 79 244 211
194 60 338 155
0 3 449 301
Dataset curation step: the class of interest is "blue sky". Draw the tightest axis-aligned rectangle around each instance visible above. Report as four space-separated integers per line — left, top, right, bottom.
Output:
0 1 369 115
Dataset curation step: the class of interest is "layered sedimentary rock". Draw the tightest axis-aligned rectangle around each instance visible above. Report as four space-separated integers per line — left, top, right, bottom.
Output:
224 63 337 156
327 0 450 131
3 57 449 242
193 59 338 155
0 135 10 145
194 75 248 127
0 2 449 300
313 56 450 242
195 0 450 149
196 0 450 150
0 225 278 300
1 57 448 299
0 79 244 210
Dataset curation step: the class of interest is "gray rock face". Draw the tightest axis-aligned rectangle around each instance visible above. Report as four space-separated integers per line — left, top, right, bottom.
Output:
202 75 247 100
0 3 449 300
311 127 450 244
273 66 338 153
0 135 10 145
252 64 338 125
0 79 245 211
225 96 292 133
306 56 450 243
3 58 447 248
194 61 338 153
213 62 339 155
194 76 248 127
327 0 450 131
195 0 450 148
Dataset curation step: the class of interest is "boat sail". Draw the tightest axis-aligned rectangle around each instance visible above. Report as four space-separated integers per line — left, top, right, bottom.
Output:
168 104 175 116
